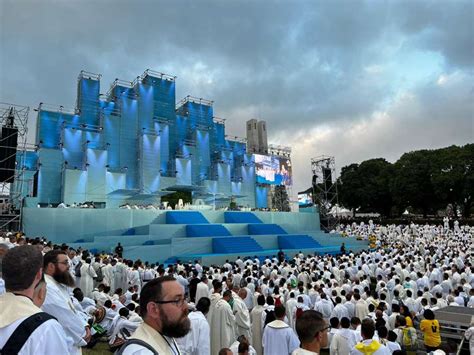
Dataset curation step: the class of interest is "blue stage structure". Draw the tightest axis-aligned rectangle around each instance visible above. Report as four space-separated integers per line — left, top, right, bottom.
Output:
22 209 368 264
16 68 368 263
16 69 269 209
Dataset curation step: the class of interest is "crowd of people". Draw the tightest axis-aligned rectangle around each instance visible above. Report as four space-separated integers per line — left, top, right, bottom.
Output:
0 221 473 355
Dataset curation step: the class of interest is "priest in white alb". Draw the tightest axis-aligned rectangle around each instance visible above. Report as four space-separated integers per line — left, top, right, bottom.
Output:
210 290 236 355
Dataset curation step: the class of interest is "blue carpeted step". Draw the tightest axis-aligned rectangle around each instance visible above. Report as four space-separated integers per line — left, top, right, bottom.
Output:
224 212 263 224
186 224 232 238
278 235 322 249
213 236 263 254
166 211 209 224
248 223 287 235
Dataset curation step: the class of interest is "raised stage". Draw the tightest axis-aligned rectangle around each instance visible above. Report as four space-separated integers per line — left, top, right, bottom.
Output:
23 209 368 264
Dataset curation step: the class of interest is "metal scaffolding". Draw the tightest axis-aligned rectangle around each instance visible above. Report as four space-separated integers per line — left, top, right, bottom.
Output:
0 102 30 231
311 155 339 232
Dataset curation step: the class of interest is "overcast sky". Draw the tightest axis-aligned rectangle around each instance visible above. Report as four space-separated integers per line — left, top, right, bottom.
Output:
1 0 473 193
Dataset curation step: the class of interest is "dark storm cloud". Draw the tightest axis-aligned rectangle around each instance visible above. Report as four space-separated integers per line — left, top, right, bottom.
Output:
0 0 472 191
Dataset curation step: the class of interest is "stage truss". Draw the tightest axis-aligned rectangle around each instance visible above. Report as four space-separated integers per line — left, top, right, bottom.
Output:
311 155 340 232
0 102 30 231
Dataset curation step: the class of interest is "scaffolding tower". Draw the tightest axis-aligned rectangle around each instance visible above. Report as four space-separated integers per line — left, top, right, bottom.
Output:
311 155 339 232
0 102 30 231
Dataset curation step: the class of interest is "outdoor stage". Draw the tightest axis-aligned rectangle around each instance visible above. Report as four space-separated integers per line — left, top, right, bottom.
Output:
22 209 368 264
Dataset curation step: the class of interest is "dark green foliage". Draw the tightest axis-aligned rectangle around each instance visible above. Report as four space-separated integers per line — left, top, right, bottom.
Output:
337 144 473 218
272 185 290 211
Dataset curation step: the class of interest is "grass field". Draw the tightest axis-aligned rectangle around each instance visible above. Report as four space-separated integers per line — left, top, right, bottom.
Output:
83 340 112 355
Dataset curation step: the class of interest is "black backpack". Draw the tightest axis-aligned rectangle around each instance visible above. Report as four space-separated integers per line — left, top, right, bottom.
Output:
264 309 276 328
95 265 104 282
0 312 56 354
74 261 82 277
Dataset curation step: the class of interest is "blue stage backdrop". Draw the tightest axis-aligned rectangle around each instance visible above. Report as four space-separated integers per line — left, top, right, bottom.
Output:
19 69 295 209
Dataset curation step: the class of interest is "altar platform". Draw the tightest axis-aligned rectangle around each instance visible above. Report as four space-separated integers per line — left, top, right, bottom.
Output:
22 209 368 263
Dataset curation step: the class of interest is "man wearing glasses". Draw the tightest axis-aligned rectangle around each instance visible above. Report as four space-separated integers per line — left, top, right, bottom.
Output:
119 275 191 354
292 310 329 355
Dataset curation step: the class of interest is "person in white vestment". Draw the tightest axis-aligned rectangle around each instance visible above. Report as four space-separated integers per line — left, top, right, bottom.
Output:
292 310 329 355
208 280 223 335
113 259 129 292
177 297 211 355
80 257 97 298
314 293 333 321
354 294 369 321
108 307 140 345
103 258 114 288
230 335 257 355
286 292 298 330
98 299 118 333
195 276 210 305
234 289 252 343
331 296 349 320
330 317 357 355
127 262 141 293
262 305 299 355
211 290 236 355
42 250 92 354
250 295 266 355
350 319 390 355
0 245 70 354
464 319 474 355
120 276 191 354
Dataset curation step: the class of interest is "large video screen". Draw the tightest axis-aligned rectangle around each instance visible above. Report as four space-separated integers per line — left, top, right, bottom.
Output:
254 154 292 186
298 192 313 206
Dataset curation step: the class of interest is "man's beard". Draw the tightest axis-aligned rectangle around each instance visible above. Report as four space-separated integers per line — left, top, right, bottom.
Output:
160 308 191 338
53 268 76 288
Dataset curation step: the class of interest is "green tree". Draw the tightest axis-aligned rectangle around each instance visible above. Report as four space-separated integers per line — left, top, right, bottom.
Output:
272 185 290 211
431 144 473 217
338 159 393 217
357 159 394 217
338 163 362 216
391 150 438 217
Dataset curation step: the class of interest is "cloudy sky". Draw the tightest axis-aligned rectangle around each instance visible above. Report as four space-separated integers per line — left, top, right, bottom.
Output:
1 0 472 193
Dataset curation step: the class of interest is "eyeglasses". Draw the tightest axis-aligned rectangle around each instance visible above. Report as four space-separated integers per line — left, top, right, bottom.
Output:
55 260 69 266
153 298 187 307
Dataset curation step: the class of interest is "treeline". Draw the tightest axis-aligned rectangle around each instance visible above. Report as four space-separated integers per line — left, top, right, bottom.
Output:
337 144 473 218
